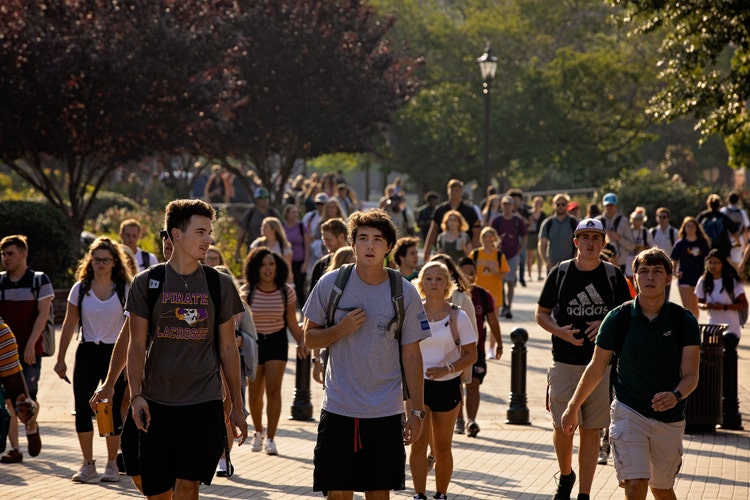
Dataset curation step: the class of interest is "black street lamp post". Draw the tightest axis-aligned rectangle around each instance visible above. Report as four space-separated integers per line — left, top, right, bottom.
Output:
477 43 498 189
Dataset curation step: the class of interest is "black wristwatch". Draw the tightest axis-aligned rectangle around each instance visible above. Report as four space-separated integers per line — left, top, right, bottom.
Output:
671 389 683 402
410 409 426 420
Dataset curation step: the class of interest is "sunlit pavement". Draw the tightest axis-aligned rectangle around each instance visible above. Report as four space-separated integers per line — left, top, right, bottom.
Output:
2 278 748 498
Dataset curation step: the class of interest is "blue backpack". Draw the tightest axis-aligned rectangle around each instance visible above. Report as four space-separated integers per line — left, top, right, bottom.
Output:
702 214 724 246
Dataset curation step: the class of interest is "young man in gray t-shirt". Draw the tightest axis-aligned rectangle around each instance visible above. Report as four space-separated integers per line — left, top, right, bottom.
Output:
304 209 431 498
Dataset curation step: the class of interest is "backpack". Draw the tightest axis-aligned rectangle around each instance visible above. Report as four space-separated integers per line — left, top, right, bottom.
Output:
472 249 504 271
144 263 234 476
447 304 473 384
77 279 127 341
542 216 577 239
0 271 56 357
726 284 748 327
724 207 745 233
555 260 619 303
596 214 623 232
323 264 408 397
650 226 676 247
701 213 724 247
613 300 686 355
141 251 154 272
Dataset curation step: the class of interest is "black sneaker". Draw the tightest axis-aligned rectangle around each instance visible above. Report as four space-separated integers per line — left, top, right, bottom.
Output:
553 470 576 500
414 495 427 500
466 421 480 437
434 494 448 500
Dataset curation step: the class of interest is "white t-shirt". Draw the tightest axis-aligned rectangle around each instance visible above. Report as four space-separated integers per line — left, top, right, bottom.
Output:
420 307 476 382
694 276 745 337
68 281 128 344
135 248 159 272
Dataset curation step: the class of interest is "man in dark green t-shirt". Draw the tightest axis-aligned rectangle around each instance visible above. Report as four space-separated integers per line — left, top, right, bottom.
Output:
561 248 700 500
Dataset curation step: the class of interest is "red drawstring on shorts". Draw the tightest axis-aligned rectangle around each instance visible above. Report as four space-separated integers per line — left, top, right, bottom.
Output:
353 417 363 453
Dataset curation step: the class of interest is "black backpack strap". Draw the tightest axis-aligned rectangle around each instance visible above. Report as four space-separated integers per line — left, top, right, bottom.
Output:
326 264 355 327
142 251 149 271
146 263 167 345
385 268 404 339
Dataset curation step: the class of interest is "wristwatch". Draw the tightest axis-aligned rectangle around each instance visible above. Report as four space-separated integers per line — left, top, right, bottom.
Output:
410 409 426 420
671 389 683 402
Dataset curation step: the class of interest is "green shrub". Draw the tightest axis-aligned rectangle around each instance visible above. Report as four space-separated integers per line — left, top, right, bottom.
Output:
596 168 713 225
0 200 77 288
87 191 139 218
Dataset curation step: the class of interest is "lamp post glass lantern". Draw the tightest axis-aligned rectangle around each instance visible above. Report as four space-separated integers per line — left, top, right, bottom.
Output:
477 43 498 188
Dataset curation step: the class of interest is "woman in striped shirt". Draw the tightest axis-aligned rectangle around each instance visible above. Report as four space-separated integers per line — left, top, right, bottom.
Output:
241 247 307 456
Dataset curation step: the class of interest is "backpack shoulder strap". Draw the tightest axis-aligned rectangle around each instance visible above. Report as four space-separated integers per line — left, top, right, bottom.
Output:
555 259 573 301
385 268 404 340
613 214 623 230
569 216 577 232
670 227 676 246
32 271 44 299
602 261 618 299
326 263 355 327
471 249 479 262
448 303 460 345
146 263 167 341
141 251 150 271
497 249 504 265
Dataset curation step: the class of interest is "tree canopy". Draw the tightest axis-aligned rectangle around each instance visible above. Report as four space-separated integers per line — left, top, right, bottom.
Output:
613 0 750 167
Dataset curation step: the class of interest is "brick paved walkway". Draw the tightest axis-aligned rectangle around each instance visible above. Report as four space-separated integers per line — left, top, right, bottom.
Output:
1 279 748 498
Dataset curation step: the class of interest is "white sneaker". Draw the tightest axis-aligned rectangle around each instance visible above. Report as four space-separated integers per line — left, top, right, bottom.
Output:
72 459 97 483
100 459 120 482
251 431 265 452
216 457 228 477
265 438 278 455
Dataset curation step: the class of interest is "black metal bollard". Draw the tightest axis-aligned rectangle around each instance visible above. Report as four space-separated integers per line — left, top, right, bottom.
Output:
506 327 530 425
721 331 743 430
289 354 314 421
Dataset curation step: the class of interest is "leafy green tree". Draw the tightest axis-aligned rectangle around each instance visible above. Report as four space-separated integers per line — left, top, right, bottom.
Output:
613 0 750 167
376 0 663 193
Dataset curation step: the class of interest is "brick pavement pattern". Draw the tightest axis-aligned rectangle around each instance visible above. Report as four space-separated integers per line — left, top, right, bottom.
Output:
1 280 748 498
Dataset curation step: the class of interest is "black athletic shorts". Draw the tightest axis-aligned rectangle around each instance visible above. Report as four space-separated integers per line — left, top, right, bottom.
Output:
139 399 225 496
424 376 462 412
257 328 289 364
120 410 139 476
313 410 405 493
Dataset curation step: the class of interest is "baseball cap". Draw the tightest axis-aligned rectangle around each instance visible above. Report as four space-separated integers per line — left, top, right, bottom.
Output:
602 193 617 206
253 186 270 199
574 218 605 237
567 201 579 211
501 195 514 204
314 192 329 204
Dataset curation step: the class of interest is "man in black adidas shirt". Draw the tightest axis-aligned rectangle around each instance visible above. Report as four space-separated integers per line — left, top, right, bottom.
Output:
535 218 631 500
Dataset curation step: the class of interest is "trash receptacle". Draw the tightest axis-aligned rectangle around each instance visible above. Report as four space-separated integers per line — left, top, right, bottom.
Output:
685 323 726 433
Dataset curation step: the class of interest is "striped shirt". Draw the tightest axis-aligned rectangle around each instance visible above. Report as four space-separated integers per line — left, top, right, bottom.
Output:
247 284 295 334
0 320 22 377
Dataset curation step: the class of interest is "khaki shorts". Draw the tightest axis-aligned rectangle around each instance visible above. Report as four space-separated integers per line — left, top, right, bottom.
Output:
547 361 611 429
609 399 684 490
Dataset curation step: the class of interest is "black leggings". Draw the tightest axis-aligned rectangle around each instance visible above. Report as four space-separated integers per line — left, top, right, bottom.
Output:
73 342 126 434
